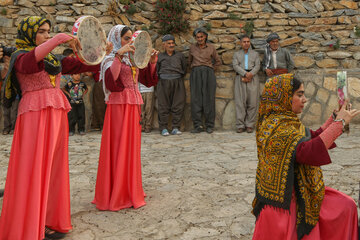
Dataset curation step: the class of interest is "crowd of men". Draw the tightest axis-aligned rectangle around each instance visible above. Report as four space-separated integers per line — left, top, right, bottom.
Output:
142 30 294 135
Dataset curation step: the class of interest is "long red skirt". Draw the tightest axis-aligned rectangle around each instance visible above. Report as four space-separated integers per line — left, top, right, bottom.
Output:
253 187 358 240
92 104 146 211
0 107 72 240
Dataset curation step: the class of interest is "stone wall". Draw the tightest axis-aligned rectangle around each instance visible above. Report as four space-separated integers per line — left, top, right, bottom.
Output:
1 0 360 131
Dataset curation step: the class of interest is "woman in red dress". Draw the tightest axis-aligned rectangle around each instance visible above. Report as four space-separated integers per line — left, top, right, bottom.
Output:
252 73 359 239
92 25 158 211
0 16 107 240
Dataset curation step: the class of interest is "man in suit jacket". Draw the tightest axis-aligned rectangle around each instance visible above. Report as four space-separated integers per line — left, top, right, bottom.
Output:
232 35 261 133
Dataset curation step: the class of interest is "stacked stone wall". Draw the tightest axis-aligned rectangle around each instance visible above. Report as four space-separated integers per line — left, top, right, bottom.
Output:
1 0 360 130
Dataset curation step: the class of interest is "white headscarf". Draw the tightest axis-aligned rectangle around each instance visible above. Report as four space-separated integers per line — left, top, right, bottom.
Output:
100 25 132 101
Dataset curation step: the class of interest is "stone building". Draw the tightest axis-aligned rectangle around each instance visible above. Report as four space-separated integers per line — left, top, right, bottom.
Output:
1 0 360 131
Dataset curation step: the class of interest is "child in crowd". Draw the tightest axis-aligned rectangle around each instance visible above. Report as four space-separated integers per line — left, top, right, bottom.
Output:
139 82 155 133
60 48 74 89
63 73 88 135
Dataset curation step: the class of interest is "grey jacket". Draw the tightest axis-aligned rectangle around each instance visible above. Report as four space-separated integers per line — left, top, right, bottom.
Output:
262 46 294 72
232 49 261 81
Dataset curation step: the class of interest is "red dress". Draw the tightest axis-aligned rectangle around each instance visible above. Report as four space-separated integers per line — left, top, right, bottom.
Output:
0 50 99 240
92 61 156 211
252 128 359 240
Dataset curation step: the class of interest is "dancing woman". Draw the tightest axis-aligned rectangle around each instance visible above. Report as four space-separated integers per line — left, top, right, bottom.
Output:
0 16 109 240
92 25 158 211
252 74 359 239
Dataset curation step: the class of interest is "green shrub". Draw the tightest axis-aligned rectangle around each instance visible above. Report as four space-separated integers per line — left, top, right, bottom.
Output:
228 13 241 20
155 0 189 35
243 20 254 36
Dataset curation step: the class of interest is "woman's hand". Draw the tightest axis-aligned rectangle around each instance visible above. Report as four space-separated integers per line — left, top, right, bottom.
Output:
150 49 159 64
117 40 135 57
336 100 360 125
66 35 82 53
105 41 113 55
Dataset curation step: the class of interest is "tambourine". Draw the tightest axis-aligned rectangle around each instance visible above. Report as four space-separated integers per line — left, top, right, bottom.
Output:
129 30 152 69
72 16 107 65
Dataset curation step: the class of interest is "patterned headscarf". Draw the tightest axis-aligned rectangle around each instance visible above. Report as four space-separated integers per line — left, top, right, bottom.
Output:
15 16 61 76
252 74 325 239
3 16 61 107
100 25 133 101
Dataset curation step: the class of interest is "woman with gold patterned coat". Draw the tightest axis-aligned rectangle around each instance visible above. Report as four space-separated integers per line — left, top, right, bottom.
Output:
252 74 359 239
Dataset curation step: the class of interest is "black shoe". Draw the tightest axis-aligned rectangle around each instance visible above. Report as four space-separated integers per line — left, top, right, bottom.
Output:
246 127 254 133
191 126 204 133
45 227 66 239
206 128 213 134
0 189 4 198
236 128 245 133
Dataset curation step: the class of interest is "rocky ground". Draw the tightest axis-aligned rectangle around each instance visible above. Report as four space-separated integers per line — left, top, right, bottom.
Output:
0 126 359 239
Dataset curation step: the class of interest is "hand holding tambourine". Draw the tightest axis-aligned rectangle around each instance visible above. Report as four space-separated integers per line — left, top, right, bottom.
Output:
150 49 159 64
71 16 107 65
65 35 82 54
105 42 113 55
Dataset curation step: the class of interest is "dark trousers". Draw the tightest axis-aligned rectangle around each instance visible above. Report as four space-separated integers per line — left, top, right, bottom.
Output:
3 99 19 132
68 102 85 132
190 66 216 129
157 78 186 131
91 81 106 129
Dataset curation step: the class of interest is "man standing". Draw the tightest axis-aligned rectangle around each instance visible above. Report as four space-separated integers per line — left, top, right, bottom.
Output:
263 32 294 78
189 28 221 134
232 35 260 133
156 34 187 136
139 82 155 133
91 72 106 131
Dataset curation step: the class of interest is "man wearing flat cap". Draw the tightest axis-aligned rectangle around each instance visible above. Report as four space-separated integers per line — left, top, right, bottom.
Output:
156 34 187 136
263 32 294 78
189 27 221 134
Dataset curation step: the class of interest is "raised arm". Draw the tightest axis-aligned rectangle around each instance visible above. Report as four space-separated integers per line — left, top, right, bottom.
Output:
139 62 158 87
296 113 352 167
35 33 73 62
295 124 342 167
61 57 100 75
